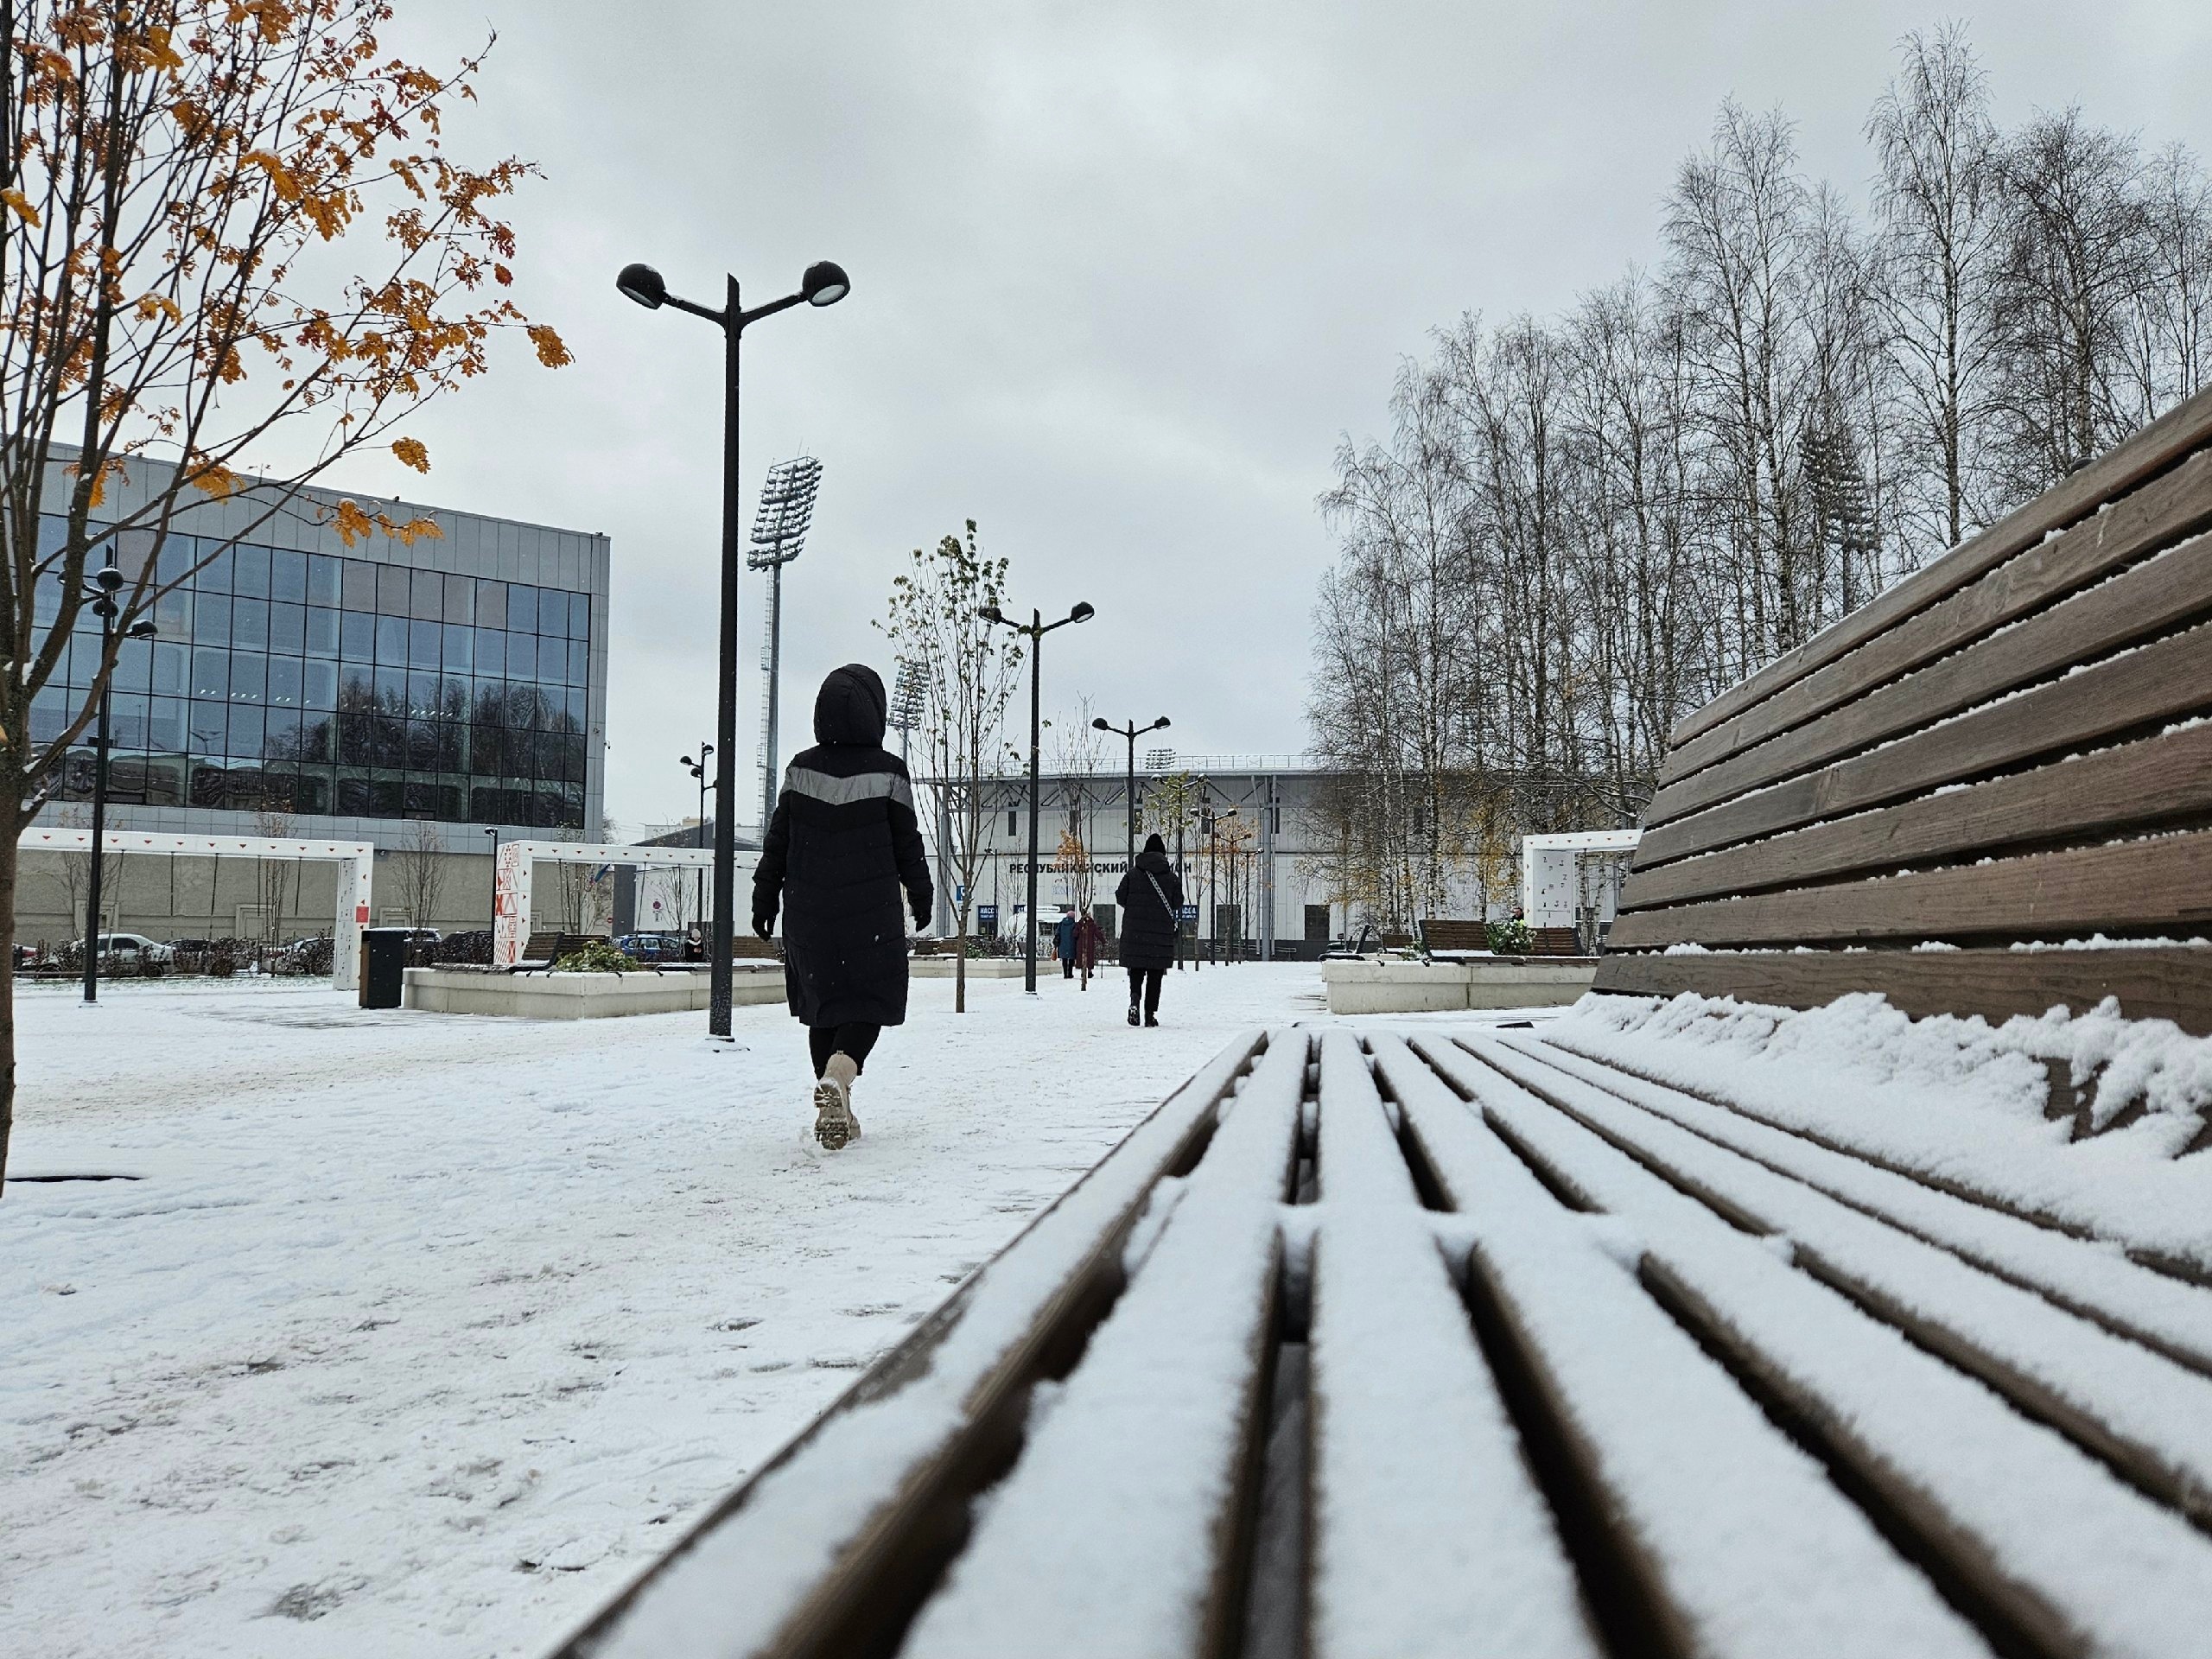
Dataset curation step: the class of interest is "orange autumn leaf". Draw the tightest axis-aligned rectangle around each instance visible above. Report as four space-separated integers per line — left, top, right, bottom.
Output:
526 323 571 369
2 188 40 228
391 436 431 473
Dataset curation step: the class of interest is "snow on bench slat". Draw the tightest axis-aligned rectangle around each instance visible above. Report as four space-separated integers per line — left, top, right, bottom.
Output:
1461 1035 2212 1523
1306 1032 1598 1659
1503 1033 2212 1378
1365 1033 1984 1659
1545 995 2212 1276
897 1031 1309 1659
584 1031 1268 1659
1417 1037 2212 1658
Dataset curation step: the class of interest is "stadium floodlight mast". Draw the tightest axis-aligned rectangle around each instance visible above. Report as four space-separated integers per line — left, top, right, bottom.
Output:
79 564 157 1004
980 599 1096 995
615 257 849 1039
748 456 823 829
1093 715 1171 862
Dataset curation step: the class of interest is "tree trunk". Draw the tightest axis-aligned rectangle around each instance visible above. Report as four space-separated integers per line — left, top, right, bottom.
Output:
955 915 968 1015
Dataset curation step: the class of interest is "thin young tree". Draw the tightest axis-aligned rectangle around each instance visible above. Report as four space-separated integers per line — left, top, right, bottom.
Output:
879 521 1020 1014
0 1 566 1181
389 815 444 931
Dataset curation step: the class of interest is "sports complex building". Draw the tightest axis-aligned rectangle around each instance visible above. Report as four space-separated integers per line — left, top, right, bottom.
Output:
16 454 609 945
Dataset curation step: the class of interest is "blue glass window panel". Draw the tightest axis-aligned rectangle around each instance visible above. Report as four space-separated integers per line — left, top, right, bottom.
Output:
338 664 374 709
507 584 538 635
295 715 334 763
305 607 340 658
569 591 592 639
111 693 150 750
149 696 186 752
265 706 302 757
190 648 228 699
406 671 438 717
114 636 154 694
231 596 270 651
232 543 270 599
154 586 192 637
442 623 473 675
194 593 231 647
373 664 406 710
32 570 60 626
270 549 308 604
474 580 507 629
199 543 233 593
473 627 505 677
155 532 197 587
375 564 410 614
228 704 264 758
472 680 505 725
565 685 587 728
187 701 227 753
408 619 442 671
228 651 265 704
404 720 438 769
505 632 536 680
61 639 92 690
341 559 377 611
151 642 187 696
375 613 408 664
29 687 67 746
410 570 444 622
567 639 588 686
307 553 341 607
267 658 303 707
510 683 543 730
37 514 67 560
71 595 98 635
304 659 338 711
340 609 374 661
443 575 474 625
269 601 305 655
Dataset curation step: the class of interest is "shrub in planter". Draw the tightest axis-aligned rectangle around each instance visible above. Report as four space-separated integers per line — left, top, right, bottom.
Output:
552 938 632 975
1485 918 1533 956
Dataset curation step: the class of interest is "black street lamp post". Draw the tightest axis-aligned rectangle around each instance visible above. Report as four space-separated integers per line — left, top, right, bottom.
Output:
79 565 156 1004
1091 715 1170 864
680 744 714 941
616 257 849 1037
484 825 499 952
981 600 1095 995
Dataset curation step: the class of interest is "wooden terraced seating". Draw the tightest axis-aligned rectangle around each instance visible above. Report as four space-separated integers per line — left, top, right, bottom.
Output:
549 1024 2212 1659
1596 385 2212 1032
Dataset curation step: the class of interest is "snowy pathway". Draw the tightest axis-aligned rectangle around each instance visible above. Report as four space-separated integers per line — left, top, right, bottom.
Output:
0 963 1355 1657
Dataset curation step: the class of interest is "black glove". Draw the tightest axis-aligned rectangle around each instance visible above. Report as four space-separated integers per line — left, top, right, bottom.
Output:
753 909 775 940
911 898 931 933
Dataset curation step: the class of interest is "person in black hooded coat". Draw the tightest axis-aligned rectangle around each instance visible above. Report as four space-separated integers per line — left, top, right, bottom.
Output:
752 664 932 1147
1115 833 1184 1027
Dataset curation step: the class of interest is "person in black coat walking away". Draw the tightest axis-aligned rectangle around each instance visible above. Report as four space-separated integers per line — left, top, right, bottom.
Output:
752 664 933 1149
1115 833 1183 1027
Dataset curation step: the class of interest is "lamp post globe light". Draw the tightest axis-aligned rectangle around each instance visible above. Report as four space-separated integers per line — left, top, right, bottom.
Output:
980 599 1095 995
617 258 848 1038
79 566 156 1004
680 744 714 941
1092 715 1170 863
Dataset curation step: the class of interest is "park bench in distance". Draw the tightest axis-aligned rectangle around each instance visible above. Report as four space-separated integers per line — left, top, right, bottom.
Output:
1594 382 2212 1030
550 1020 2212 1658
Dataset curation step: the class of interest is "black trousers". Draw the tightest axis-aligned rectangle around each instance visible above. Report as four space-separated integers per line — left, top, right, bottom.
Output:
809 1022 880 1077
1061 957 1075 979
1128 967 1164 1015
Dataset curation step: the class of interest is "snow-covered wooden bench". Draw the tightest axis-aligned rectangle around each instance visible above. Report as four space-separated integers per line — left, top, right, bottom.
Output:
1595 384 2212 1030
548 1022 2212 1658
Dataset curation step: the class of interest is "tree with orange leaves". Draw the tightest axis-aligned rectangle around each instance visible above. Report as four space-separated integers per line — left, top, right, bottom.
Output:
0 0 568 1180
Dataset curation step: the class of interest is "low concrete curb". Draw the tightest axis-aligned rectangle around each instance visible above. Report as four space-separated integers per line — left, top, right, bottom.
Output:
1321 956 1597 1014
403 963 785 1019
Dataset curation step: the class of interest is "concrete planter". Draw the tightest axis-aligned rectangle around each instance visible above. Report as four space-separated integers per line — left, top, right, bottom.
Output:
910 956 1030 979
403 962 785 1019
1322 955 1597 1014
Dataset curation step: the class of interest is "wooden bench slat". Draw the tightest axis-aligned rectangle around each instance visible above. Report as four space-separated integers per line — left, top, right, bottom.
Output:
1367 1035 1985 1658
1661 448 2212 790
1306 1033 1598 1659
1419 1035 2212 1656
1619 725 2212 912
1607 828 2212 951
1633 618 2212 869
1591 944 2212 1036
558 1032 1271 1659
1494 1034 2212 1376
1455 1036 2212 1522
1645 524 2212 830
896 1034 1309 1659
1669 383 2212 750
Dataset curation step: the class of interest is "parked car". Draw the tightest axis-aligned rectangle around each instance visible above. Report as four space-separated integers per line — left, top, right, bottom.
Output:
166 938 213 954
95 932 173 964
13 944 41 970
615 932 682 962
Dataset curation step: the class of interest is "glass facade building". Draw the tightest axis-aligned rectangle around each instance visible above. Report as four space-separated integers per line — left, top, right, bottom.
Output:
31 457 608 845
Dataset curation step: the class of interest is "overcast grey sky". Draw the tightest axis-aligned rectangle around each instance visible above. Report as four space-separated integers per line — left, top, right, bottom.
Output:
332 1 2212 832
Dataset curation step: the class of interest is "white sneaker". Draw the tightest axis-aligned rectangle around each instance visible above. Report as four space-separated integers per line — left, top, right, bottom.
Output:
814 1052 860 1151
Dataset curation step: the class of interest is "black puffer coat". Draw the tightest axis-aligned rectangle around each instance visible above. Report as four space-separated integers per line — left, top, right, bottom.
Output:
752 664 933 1027
1115 845 1184 972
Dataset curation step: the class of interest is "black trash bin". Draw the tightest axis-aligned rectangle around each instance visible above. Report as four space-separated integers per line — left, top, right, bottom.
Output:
359 927 408 1009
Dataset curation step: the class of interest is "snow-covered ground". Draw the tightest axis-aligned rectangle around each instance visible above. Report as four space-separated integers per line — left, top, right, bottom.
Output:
1 963 1401 1658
